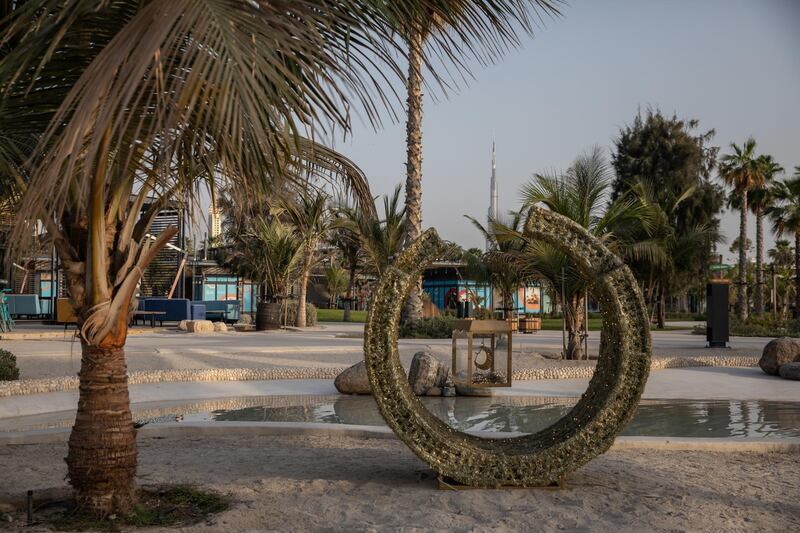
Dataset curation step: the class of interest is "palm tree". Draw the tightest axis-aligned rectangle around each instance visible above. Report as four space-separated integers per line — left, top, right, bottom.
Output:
517 147 645 359
727 155 783 314
719 138 764 320
280 192 334 327
625 179 721 328
324 262 349 309
329 205 364 322
232 216 304 307
767 170 800 319
768 239 795 317
399 1 563 327
1 0 573 514
356 185 408 275
466 211 528 318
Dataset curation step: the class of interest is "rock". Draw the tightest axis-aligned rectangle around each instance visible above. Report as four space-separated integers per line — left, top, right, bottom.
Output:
186 320 214 334
213 322 228 332
0 503 14 513
237 314 253 325
177 320 188 331
425 387 442 397
759 337 800 375
334 361 371 394
442 386 457 397
779 362 800 381
408 351 447 395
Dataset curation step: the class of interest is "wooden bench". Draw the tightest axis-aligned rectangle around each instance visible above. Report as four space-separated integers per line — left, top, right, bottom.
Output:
131 310 166 328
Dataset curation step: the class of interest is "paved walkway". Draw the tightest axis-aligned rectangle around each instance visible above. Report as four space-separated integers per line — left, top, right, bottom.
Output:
1 322 769 380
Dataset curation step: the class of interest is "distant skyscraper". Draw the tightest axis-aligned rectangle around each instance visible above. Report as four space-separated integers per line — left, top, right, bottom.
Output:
486 142 498 251
208 202 222 241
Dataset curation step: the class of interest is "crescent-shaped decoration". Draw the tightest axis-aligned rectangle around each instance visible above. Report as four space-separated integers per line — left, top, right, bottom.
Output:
364 207 651 487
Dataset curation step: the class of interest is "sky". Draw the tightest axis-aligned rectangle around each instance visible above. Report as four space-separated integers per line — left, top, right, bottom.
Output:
327 0 800 263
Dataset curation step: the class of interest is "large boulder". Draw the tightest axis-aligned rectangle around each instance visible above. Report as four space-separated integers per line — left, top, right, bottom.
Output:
407 351 448 395
779 362 800 381
759 337 800 375
334 361 371 394
177 320 189 331
214 321 228 332
186 320 215 334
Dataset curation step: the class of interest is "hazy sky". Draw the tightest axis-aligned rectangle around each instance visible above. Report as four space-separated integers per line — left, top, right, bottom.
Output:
330 0 800 263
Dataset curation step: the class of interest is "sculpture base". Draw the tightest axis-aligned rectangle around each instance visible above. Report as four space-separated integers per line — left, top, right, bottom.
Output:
436 475 565 491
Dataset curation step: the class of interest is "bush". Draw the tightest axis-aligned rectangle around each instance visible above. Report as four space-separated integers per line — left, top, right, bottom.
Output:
730 316 800 337
400 316 457 339
0 349 20 381
283 301 318 326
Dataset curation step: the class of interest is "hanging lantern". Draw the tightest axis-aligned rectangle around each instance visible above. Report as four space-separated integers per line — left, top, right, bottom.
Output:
451 319 512 388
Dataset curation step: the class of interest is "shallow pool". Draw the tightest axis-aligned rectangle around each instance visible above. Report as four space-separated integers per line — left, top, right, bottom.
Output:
3 395 799 438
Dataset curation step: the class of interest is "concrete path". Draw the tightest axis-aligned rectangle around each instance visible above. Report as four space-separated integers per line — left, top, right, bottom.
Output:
1 322 770 380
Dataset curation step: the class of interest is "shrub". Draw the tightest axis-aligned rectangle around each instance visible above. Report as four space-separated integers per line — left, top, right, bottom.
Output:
730 316 800 337
400 316 457 339
0 349 20 381
283 301 318 326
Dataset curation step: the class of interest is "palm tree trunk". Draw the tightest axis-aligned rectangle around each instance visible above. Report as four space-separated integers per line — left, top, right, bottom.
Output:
296 271 308 327
564 296 585 360
737 193 749 320
343 265 356 322
795 231 800 319
657 288 666 329
401 28 425 328
67 339 137 515
754 207 764 314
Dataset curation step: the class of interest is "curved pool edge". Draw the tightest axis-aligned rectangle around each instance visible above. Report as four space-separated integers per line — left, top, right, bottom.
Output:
2 422 799 453
0 355 759 399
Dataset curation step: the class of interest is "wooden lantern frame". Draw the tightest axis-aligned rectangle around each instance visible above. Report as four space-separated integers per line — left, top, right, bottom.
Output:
451 319 512 388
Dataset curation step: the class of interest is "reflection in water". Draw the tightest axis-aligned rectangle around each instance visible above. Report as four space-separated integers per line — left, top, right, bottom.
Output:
210 396 800 439
2 395 799 438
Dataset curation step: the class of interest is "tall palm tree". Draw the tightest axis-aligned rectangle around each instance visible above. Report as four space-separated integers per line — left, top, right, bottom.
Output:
399 0 563 327
768 239 795 317
719 138 764 321
728 155 783 314
3 0 558 514
280 192 334 327
767 170 800 319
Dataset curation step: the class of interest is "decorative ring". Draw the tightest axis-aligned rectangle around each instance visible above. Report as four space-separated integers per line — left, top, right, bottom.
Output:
364 207 651 487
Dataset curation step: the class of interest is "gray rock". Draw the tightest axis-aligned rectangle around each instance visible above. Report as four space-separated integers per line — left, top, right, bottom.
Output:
334 361 371 394
408 351 446 395
759 337 800 375
779 362 800 381
177 320 188 331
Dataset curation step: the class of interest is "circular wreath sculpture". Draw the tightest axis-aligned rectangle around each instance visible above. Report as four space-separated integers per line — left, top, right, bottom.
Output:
363 207 652 487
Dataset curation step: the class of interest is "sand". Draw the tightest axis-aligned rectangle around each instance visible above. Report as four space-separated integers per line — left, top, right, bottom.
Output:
1 434 798 532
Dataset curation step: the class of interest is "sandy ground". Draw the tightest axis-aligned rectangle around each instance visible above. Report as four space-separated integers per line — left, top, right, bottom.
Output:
1 434 798 532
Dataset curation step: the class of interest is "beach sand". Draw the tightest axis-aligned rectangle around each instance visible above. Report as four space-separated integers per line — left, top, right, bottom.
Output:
1 434 798 532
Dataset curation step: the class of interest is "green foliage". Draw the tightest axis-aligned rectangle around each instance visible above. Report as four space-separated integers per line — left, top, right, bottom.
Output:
0 349 19 381
611 109 723 296
284 301 318 327
399 315 457 338
317 308 367 322
730 316 800 338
